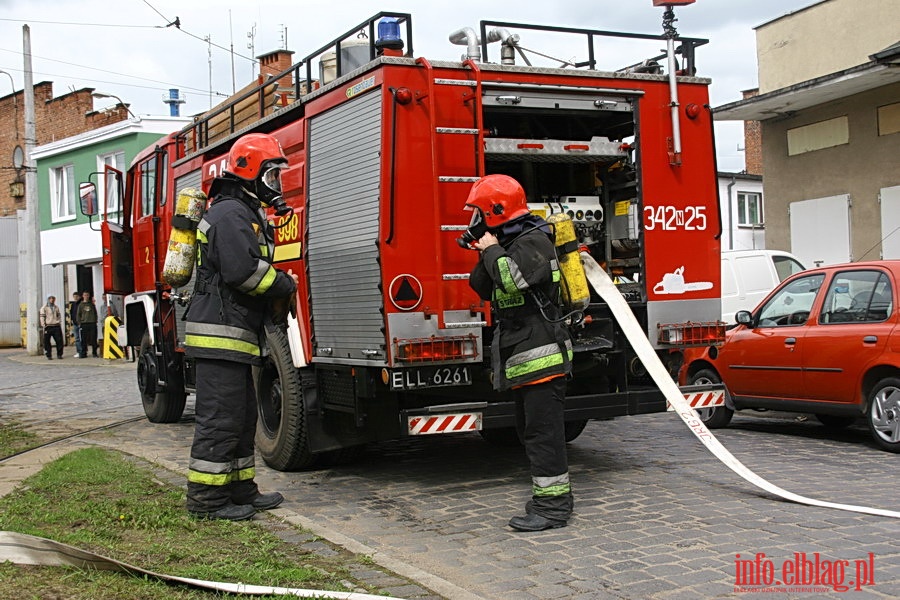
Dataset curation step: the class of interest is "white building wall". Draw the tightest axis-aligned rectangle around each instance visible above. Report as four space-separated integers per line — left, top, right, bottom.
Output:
717 173 765 252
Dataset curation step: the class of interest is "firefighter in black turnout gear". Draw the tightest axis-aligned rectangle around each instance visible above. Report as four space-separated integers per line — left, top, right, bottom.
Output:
184 133 297 521
466 174 575 531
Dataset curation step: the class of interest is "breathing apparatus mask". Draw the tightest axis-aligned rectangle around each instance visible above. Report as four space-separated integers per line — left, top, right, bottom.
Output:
456 207 489 249
256 161 291 217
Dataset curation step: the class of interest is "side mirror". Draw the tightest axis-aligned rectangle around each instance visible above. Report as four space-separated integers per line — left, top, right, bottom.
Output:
79 182 98 217
735 310 753 327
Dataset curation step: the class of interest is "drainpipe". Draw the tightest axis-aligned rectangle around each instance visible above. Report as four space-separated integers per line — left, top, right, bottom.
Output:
726 176 736 250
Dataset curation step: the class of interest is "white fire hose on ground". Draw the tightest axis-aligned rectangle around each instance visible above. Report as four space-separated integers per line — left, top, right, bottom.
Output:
0 530 404 599
581 252 900 520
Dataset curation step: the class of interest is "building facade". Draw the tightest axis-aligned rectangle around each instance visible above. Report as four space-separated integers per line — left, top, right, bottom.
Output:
30 116 189 328
714 0 900 267
0 83 130 217
717 172 765 252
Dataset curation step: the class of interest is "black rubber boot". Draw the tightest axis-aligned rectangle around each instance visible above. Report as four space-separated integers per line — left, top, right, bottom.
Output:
241 491 284 511
189 502 256 522
508 513 567 532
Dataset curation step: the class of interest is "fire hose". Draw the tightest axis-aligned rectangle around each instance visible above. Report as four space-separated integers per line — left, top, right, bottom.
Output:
581 252 900 519
0 530 404 599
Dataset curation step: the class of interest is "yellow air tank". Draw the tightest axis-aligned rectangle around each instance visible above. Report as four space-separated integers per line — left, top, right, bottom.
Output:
162 188 207 288
546 213 590 310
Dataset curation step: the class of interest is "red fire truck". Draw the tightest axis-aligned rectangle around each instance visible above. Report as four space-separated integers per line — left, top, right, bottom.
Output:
84 9 725 470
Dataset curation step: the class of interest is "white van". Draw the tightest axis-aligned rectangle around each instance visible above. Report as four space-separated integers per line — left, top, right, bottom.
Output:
720 249 806 323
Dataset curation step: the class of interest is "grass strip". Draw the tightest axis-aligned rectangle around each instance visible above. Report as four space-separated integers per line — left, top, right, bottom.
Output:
0 447 387 599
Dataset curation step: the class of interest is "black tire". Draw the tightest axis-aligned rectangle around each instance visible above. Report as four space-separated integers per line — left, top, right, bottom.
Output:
866 377 900 453
479 426 523 447
254 326 318 470
564 419 589 443
137 334 186 423
814 414 856 429
688 368 734 428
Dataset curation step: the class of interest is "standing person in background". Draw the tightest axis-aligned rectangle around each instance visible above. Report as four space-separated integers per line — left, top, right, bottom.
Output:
76 291 99 358
39 295 64 360
70 292 83 358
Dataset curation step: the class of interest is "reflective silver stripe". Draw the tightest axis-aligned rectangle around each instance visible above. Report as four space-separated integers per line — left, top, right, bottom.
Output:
185 322 259 345
549 259 559 271
236 259 271 293
233 455 255 470
533 473 569 488
198 219 211 235
505 258 531 291
506 340 572 369
188 458 231 474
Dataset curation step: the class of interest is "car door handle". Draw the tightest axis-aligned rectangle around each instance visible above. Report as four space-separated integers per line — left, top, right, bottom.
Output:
863 335 877 343
785 337 796 345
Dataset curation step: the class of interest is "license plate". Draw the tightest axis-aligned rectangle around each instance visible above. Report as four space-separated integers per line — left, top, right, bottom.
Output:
389 365 472 390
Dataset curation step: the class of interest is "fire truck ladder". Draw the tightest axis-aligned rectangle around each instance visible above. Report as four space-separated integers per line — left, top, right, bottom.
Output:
416 57 487 330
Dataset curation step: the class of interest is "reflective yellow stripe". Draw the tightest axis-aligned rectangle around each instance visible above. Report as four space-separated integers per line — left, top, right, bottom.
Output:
506 349 573 380
234 467 255 481
188 469 231 486
248 266 277 296
184 334 261 356
533 482 572 497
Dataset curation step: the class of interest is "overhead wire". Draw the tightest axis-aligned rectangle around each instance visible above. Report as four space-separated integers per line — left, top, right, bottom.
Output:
0 1 268 100
139 0 256 62
0 48 225 97
0 17 159 28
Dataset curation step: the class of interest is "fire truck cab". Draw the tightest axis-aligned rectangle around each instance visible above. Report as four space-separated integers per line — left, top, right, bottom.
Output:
88 10 724 471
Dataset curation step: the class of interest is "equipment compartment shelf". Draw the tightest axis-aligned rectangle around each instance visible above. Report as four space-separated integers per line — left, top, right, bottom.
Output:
485 136 627 163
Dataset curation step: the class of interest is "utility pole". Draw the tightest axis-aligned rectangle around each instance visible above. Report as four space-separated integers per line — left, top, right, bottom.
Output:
22 24 42 355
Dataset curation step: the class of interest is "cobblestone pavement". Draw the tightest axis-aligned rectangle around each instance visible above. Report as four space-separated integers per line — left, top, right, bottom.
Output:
1 347 899 599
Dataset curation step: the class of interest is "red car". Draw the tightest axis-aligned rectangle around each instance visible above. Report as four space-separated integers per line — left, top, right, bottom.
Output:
679 261 900 453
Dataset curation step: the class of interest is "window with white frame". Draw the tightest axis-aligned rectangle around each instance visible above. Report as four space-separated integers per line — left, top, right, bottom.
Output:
50 164 76 222
98 151 125 217
737 191 763 227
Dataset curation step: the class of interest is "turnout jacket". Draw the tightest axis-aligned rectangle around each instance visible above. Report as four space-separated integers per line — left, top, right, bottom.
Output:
469 216 573 391
184 179 296 364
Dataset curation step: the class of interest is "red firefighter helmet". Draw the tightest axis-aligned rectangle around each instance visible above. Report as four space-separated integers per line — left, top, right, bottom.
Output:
464 174 530 228
225 133 287 181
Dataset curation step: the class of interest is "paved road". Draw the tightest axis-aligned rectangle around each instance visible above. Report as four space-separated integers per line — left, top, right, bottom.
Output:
1 348 898 599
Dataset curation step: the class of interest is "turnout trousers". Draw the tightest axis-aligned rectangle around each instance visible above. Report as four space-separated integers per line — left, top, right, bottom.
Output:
515 377 574 523
186 358 261 513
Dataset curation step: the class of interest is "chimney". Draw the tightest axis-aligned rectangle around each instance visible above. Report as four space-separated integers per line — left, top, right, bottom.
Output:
258 49 295 93
742 88 762 175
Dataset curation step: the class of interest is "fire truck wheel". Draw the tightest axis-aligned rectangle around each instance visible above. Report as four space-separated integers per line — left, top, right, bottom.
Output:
138 334 186 423
564 419 589 442
254 325 317 470
688 368 734 428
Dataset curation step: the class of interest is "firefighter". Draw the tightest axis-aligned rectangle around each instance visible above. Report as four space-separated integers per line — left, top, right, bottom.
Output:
184 132 298 521
465 174 575 532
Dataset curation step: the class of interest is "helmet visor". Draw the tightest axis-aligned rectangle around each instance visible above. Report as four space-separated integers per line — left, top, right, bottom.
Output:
260 163 286 193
